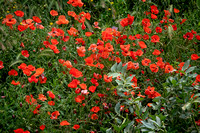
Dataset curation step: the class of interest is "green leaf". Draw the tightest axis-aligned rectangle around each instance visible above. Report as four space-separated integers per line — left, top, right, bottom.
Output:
197 0 200 9
121 64 127 74
117 62 123 72
116 79 123 85
126 75 135 83
134 97 144 102
116 118 122 124
182 60 190 71
141 121 155 130
156 116 161 127
193 98 200 103
106 128 113 133
193 93 200 97
111 63 118 72
185 66 196 74
188 73 198 78
129 106 134 113
182 102 191 110
9 60 23 67
108 72 121 78
124 121 134 133
111 124 120 132
115 102 121 115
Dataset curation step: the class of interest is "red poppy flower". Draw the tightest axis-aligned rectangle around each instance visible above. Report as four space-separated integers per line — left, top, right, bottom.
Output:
21 50 29 57
48 101 55 106
183 32 194 40
142 58 151 66
143 34 149 40
191 54 199 60
77 46 86 57
14 10 24 17
14 128 28 133
180 19 187 24
60 120 70 126
151 35 160 43
174 8 180 13
150 5 159 14
79 83 87 90
33 68 44 77
56 15 69 25
195 35 200 40
155 27 162 33
151 14 157 19
138 41 147 49
38 75 47 84
85 32 92 37
67 0 84 7
40 125 45 130
75 95 85 103
50 10 58 16
38 94 47 101
91 113 98 120
28 75 38 83
165 65 174 73
63 60 73 68
51 39 59 45
68 11 76 17
69 68 83 78
89 86 96 93
8 69 18 76
47 91 55 99
73 124 80 130
90 106 100 113
68 79 80 88
11 80 20 85
68 27 78 36
0 61 4 69
25 95 37 105
104 75 112 82
152 49 161 55
150 64 159 73
32 16 42 23
50 111 60 119
196 75 200 82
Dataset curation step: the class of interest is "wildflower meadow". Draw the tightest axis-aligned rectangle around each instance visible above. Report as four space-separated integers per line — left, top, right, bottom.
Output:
0 0 200 132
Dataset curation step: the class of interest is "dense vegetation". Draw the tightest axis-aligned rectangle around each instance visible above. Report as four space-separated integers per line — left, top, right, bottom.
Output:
0 0 200 132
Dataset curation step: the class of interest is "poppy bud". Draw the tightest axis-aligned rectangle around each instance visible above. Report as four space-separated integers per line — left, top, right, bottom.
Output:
35 129 38 133
144 49 146 54
58 95 61 99
108 103 112 108
104 106 109 109
48 62 52 67
1 96 6 99
73 109 77 114
12 115 15 118
20 102 22 107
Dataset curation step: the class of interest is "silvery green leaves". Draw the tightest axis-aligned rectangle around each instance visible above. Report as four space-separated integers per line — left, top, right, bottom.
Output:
140 116 165 133
108 62 136 96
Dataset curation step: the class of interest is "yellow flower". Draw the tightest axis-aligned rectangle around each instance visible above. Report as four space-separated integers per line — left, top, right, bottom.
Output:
20 22 22 25
50 22 53 25
7 11 10 13
91 0 93 1
110 2 114 5
108 8 111 10
13 6 16 8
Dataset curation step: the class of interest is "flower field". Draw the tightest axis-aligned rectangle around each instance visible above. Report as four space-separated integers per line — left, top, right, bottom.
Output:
0 0 200 132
